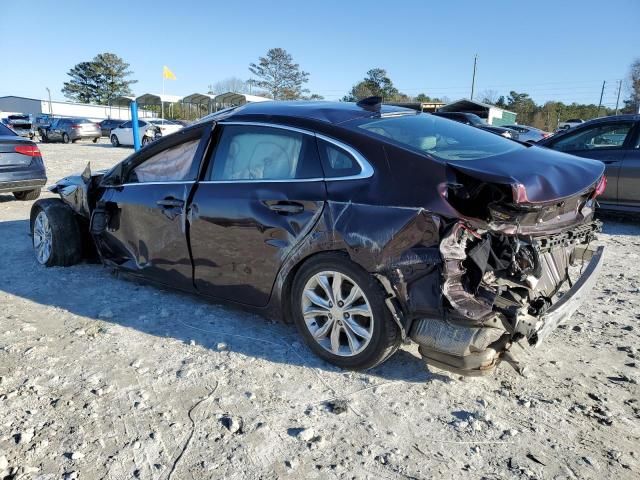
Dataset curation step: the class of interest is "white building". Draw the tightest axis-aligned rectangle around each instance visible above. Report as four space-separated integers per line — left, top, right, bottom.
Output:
0 96 152 121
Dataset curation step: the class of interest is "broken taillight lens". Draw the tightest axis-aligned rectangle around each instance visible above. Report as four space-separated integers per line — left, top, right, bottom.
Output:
594 175 607 198
511 183 529 204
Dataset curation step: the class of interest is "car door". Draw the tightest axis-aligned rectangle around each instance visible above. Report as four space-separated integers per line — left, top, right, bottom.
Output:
617 122 640 208
48 119 62 141
188 122 327 307
545 120 636 206
117 121 133 145
93 125 211 290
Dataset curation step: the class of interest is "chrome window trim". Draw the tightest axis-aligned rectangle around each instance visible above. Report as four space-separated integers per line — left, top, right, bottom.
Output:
214 121 375 182
107 180 196 188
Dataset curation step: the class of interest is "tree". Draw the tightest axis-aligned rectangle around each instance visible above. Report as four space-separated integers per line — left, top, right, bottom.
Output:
343 68 405 102
505 91 538 125
62 53 136 105
479 89 500 105
248 48 310 100
621 58 640 114
207 77 249 94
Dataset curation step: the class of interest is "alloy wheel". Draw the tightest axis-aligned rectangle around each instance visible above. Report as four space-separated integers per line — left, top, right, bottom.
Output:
301 271 374 357
33 211 52 265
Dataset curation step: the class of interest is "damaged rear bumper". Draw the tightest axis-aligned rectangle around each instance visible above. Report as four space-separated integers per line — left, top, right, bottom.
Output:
533 245 604 345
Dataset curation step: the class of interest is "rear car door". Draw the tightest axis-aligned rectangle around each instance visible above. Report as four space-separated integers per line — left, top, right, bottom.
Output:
189 122 326 306
93 126 211 290
617 122 640 208
544 120 636 207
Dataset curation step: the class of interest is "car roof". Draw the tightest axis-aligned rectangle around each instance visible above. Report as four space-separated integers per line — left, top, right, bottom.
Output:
580 114 640 126
211 100 417 125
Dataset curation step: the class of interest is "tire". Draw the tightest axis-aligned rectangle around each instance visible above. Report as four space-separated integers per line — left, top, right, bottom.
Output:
142 136 150 147
92 137 99 143
30 199 83 267
291 253 401 370
39 130 48 143
13 189 41 201
62 133 70 144
111 134 120 147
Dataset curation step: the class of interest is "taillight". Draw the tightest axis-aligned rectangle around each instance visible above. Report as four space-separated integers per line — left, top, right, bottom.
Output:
594 176 607 198
511 183 530 203
71 124 80 129
15 144 41 157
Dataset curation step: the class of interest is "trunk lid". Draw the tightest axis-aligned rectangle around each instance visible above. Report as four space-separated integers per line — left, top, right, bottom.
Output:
0 136 36 166
447 145 604 204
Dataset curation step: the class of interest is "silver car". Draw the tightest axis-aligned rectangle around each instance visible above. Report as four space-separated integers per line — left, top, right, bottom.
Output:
42 117 101 144
503 124 551 143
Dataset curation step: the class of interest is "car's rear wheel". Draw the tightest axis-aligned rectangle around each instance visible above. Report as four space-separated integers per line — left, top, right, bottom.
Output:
111 134 120 147
30 199 83 267
62 133 70 144
291 253 401 370
13 189 41 201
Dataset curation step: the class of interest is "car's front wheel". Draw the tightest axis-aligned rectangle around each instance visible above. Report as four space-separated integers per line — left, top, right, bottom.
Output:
13 189 41 201
111 134 120 147
30 199 83 267
291 253 401 370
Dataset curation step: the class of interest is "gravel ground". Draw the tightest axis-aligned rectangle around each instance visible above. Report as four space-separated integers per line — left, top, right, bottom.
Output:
1 142 639 479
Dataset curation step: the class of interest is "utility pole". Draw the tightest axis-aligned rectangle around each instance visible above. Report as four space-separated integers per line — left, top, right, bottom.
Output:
597 80 606 116
470 54 478 100
615 79 622 115
45 87 53 116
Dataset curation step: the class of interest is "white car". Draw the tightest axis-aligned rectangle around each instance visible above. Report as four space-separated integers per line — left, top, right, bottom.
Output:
147 118 183 136
110 119 183 147
557 118 585 132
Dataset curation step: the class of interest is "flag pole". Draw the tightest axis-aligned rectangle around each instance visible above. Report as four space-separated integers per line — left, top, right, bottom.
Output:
162 70 165 119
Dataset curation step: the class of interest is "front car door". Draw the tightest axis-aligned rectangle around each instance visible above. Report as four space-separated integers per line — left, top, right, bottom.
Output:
48 119 63 141
188 122 327 307
93 125 211 290
544 120 636 208
117 121 133 145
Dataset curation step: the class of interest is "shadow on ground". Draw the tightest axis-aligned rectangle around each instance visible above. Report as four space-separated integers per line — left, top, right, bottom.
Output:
0 218 442 383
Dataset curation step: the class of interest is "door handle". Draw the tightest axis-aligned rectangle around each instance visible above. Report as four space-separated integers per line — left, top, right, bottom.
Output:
267 201 304 214
157 198 184 208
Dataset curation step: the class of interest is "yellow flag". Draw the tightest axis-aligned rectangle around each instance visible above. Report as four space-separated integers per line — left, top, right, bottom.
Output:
163 66 176 80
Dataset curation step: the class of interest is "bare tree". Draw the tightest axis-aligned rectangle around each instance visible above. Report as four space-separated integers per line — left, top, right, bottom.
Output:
479 89 500 105
207 77 249 95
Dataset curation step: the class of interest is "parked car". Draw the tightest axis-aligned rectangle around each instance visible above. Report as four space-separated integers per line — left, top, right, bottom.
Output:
110 120 163 147
3 114 35 139
502 124 551 143
33 114 54 139
431 111 519 139
537 114 640 212
41 118 101 143
147 118 184 136
30 100 605 375
557 118 585 132
99 119 125 137
0 122 46 200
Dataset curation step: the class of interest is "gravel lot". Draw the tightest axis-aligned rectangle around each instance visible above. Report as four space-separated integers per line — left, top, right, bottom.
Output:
1 141 639 479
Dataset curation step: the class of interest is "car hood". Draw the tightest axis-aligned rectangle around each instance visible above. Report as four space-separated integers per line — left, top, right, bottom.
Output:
446 144 604 204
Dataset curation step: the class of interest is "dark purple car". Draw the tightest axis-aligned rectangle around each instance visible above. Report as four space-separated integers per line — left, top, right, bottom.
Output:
30 99 605 375
0 122 46 201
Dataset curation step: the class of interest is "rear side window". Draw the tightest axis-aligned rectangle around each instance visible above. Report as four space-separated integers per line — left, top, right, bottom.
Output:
317 139 361 178
0 123 16 136
209 125 323 181
120 121 132 128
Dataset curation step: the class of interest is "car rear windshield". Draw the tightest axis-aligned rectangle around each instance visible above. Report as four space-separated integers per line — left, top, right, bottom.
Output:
347 113 523 161
0 123 16 136
73 118 93 124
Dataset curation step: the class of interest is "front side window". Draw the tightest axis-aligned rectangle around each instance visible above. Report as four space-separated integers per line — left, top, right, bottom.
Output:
209 125 322 180
346 113 523 161
120 121 132 129
551 122 633 152
131 139 200 183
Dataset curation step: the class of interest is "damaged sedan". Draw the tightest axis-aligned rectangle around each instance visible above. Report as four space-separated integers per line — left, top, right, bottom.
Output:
30 99 606 375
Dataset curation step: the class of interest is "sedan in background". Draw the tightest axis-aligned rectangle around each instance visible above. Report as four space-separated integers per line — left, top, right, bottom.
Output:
3 114 35 139
537 114 640 212
148 118 184 136
431 111 519 140
31 100 605 376
99 119 125 137
42 118 101 143
110 120 164 147
0 122 46 200
503 124 551 143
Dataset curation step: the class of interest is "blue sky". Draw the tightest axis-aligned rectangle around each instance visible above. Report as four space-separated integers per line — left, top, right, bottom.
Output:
1 0 638 107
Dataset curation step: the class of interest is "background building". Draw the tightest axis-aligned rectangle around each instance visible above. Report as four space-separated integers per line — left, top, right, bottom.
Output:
437 99 517 125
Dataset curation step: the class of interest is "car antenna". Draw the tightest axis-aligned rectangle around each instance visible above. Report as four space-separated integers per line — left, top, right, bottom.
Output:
356 96 383 111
